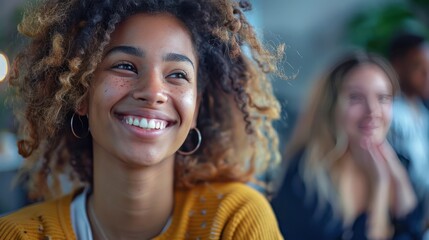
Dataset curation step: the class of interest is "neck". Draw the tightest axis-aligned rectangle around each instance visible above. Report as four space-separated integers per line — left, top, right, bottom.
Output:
89 150 175 240
345 144 386 192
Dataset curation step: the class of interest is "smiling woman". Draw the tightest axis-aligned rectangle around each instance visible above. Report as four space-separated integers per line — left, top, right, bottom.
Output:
0 0 283 239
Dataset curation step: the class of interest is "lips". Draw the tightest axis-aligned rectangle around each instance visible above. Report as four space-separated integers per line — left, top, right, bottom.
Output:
358 124 380 136
360 124 378 129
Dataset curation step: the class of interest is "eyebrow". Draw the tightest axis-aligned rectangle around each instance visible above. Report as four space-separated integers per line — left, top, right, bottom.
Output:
105 46 145 58
104 46 194 69
163 53 194 69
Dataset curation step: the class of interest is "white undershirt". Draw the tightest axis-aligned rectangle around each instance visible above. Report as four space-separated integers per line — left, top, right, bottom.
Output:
70 187 172 240
70 187 93 240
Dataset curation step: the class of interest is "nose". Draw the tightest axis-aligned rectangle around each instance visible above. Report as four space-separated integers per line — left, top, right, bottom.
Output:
132 71 168 104
365 97 380 115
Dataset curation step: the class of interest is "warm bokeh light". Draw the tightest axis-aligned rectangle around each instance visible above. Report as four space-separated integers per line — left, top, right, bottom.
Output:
0 52 10 82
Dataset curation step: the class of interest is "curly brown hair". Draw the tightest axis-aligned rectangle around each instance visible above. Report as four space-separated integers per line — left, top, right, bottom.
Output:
10 0 283 200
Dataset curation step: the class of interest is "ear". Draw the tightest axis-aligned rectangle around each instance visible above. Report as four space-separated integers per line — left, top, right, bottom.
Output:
76 96 89 116
192 96 201 128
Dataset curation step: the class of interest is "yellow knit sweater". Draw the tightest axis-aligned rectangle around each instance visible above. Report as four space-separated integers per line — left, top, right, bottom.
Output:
0 182 283 239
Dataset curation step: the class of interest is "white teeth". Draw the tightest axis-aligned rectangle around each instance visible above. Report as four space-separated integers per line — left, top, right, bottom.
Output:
124 116 167 130
139 118 148 128
148 119 156 129
133 118 140 126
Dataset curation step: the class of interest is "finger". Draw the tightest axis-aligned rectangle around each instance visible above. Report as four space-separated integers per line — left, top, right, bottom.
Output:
379 141 407 178
379 141 397 163
367 140 386 164
366 139 391 182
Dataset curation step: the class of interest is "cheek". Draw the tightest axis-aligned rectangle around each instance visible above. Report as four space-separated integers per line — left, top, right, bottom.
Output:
174 87 197 117
340 104 365 124
90 77 132 107
382 104 393 125
336 104 366 140
104 78 132 98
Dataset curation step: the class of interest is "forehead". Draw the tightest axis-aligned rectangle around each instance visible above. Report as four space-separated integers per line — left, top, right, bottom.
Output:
341 63 392 92
107 13 197 60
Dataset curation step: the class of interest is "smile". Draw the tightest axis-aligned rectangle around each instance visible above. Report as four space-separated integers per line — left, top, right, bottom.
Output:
359 124 379 130
123 116 168 130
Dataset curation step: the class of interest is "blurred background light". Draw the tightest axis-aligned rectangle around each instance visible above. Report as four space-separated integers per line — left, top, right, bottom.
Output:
0 52 9 82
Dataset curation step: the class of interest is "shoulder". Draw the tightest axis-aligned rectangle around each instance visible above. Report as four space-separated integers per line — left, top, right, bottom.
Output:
208 181 266 197
193 182 271 209
0 191 77 239
213 182 277 220
185 182 283 239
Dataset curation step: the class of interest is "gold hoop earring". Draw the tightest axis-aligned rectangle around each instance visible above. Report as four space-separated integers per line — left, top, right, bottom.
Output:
178 127 202 155
70 113 90 139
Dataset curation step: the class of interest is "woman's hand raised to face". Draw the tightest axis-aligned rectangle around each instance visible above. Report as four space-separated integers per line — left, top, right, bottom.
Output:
379 141 417 217
360 137 391 186
362 138 417 217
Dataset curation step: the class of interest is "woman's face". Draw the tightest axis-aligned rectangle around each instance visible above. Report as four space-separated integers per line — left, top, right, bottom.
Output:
84 13 198 166
399 45 429 99
336 63 393 147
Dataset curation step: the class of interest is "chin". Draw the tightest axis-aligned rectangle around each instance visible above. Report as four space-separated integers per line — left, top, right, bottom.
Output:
369 135 385 146
128 159 167 168
354 134 384 148
139 155 170 166
120 152 168 167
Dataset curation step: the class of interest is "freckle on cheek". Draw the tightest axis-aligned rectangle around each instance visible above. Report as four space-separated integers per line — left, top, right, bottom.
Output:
112 78 129 88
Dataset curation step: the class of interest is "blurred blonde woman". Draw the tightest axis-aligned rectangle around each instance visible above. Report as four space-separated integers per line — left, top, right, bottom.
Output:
271 52 424 240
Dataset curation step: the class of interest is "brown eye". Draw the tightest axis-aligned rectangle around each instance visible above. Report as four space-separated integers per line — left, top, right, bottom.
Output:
166 71 190 83
113 62 137 74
